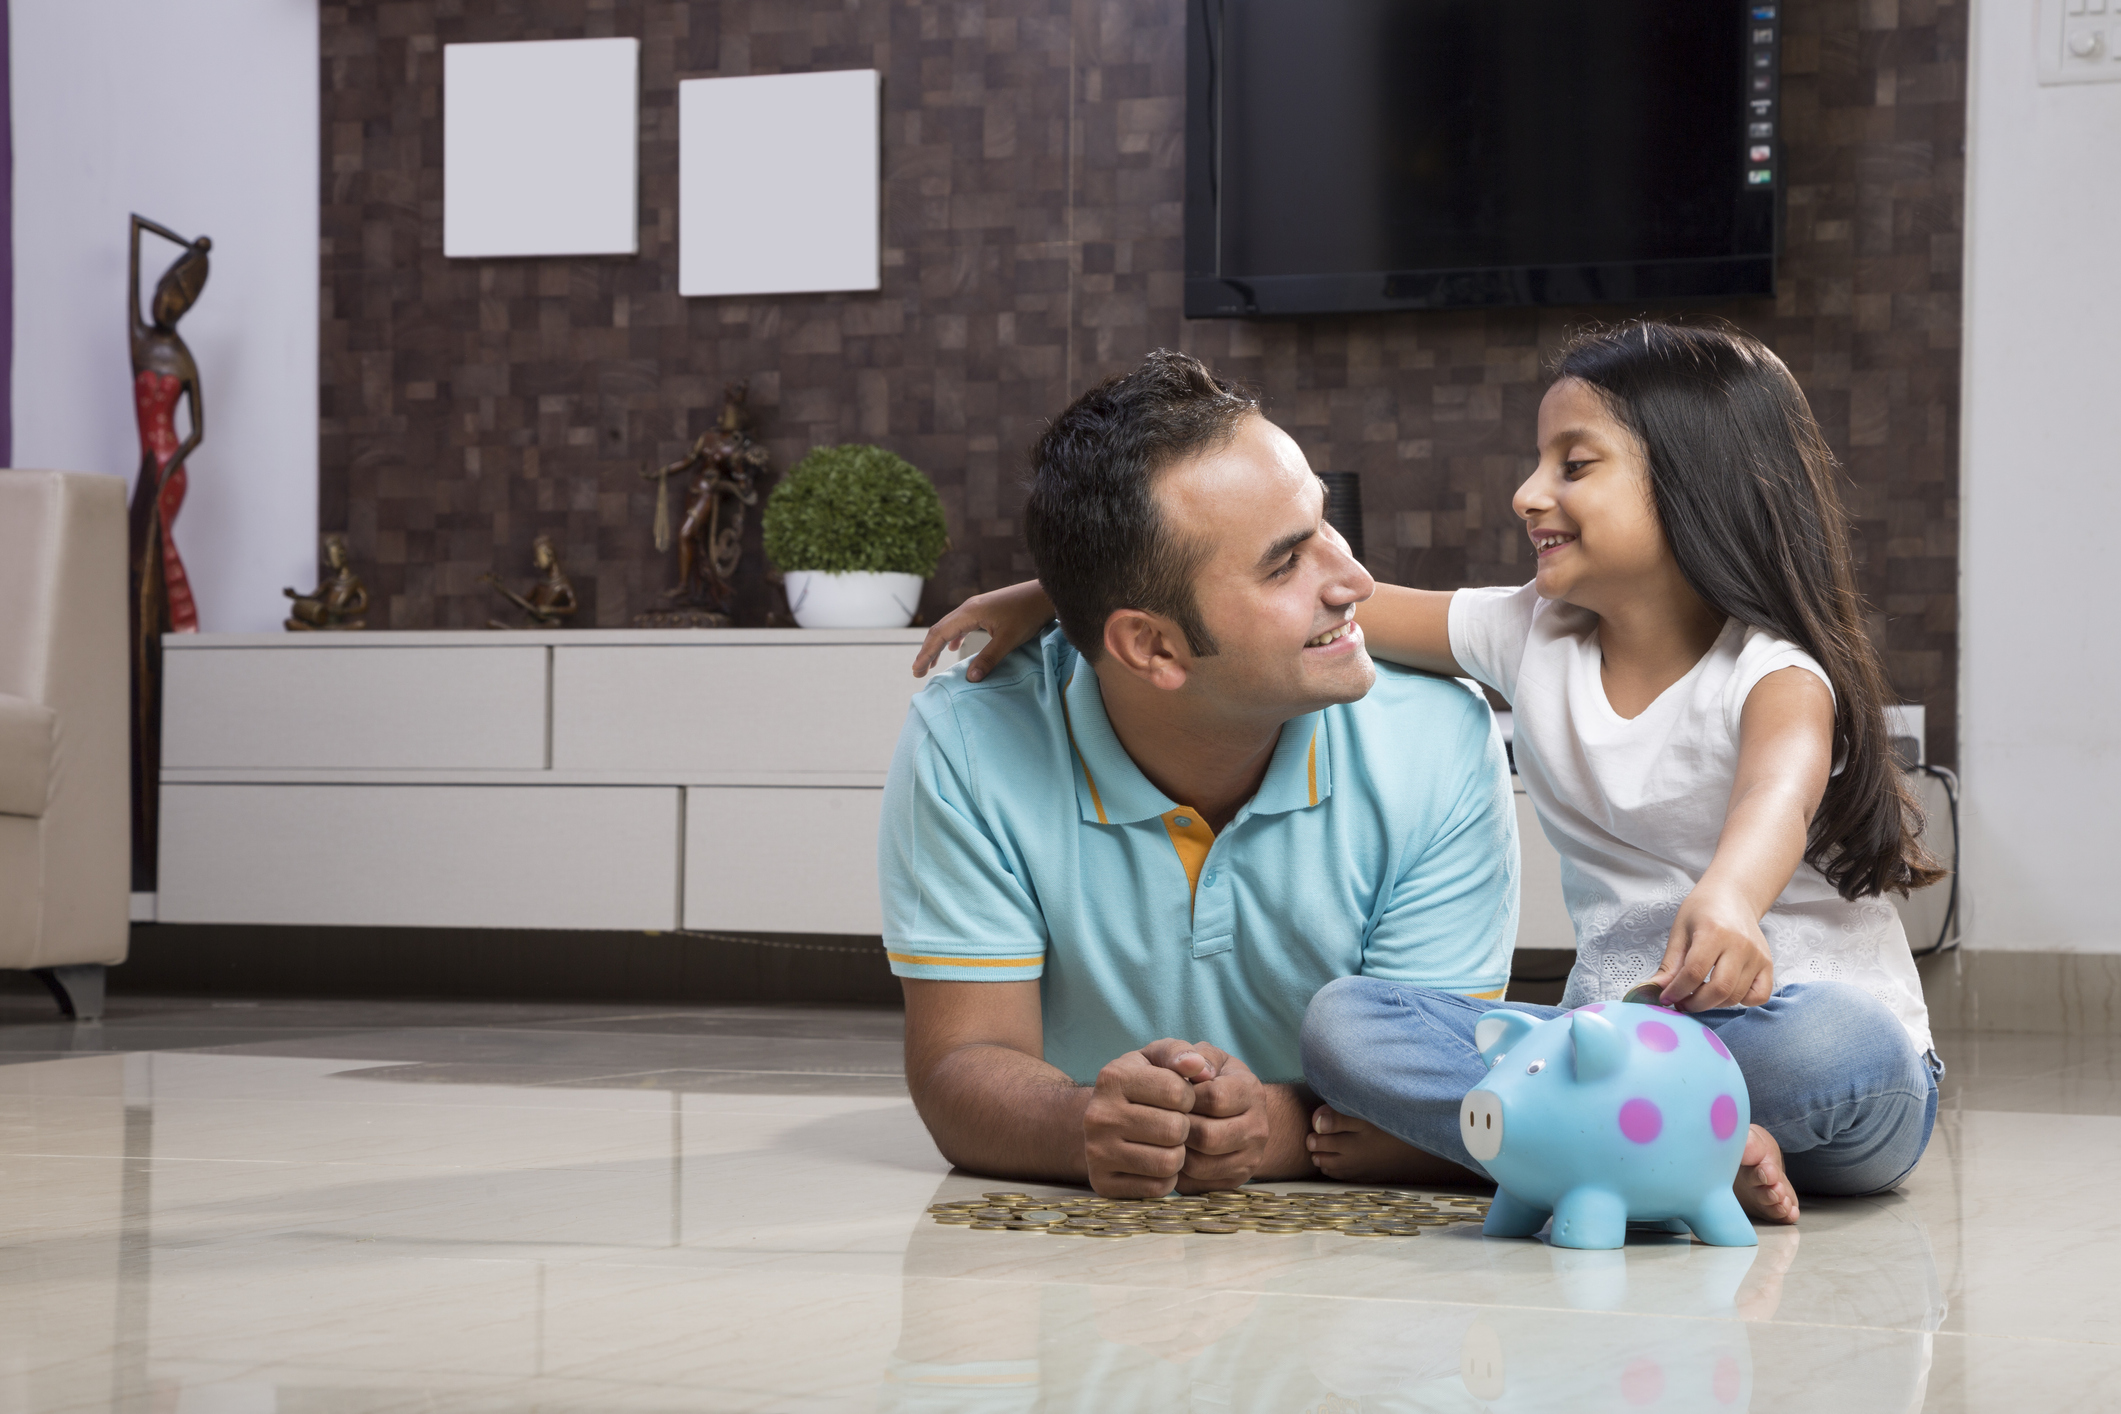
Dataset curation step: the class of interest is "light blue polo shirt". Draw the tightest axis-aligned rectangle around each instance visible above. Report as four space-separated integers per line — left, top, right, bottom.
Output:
879 626 1518 1085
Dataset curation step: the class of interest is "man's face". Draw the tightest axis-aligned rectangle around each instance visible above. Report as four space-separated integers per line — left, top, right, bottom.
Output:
1154 414 1377 719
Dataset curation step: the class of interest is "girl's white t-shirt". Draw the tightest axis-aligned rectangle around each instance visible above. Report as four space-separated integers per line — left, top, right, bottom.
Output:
1449 581 1932 1055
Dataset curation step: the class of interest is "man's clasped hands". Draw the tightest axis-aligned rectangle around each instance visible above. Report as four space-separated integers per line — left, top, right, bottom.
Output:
1084 1040 1274 1197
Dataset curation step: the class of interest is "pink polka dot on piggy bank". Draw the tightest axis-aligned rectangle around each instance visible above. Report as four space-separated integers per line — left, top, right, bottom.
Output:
1714 1354 1743 1403
1710 1093 1739 1141
1620 1357 1665 1404
1618 1097 1663 1144
1636 1020 1678 1052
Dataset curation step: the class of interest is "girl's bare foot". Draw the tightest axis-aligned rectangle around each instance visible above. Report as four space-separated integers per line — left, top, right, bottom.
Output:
1733 1228 1800 1321
1735 1124 1799 1224
1306 1106 1483 1185
1307 1105 1415 1181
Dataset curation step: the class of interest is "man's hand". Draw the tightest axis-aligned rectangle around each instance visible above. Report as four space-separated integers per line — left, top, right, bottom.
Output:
1083 1039 1284 1194
1143 1040 1275 1191
1643 884 1776 1012
1082 1046 1199 1196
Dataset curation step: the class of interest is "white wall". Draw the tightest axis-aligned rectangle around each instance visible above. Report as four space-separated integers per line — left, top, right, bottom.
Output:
1962 1 2121 952
10 0 317 634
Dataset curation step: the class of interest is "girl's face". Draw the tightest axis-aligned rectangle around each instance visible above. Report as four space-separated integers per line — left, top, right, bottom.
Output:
1515 378 1676 614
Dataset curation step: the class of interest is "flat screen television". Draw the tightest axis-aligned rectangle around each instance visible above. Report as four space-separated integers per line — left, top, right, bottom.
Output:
1185 0 1781 318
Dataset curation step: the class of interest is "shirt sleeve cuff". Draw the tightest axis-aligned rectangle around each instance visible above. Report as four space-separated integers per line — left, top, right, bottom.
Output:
886 947 1046 981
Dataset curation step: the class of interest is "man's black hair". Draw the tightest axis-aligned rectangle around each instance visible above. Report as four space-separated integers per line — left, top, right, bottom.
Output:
1024 349 1259 660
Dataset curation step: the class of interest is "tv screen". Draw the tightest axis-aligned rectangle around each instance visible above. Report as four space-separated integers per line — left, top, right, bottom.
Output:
1186 0 1780 317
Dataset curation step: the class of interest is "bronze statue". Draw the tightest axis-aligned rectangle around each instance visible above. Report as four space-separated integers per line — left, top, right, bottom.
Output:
283 534 369 631
126 214 211 890
637 382 769 626
482 534 578 629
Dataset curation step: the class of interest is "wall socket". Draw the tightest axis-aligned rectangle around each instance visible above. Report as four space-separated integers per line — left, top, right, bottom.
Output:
2040 0 2121 84
1886 704 1927 766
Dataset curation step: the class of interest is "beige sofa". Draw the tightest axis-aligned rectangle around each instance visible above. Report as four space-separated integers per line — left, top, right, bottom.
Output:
0 470 129 1018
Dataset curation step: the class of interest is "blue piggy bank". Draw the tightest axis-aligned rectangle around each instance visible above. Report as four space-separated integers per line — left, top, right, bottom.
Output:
1463 1002 1755 1250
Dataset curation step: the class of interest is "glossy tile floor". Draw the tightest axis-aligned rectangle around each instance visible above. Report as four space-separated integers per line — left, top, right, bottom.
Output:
0 992 2115 1413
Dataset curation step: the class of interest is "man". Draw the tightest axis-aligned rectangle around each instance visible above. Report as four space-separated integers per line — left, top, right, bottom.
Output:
881 350 1517 1195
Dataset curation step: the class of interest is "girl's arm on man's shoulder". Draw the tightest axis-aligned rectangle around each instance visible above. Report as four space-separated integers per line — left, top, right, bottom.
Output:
914 579 1055 682
1353 584 1463 676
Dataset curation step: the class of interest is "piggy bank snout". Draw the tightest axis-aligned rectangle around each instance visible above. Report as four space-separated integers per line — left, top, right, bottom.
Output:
1463 1088 1504 1162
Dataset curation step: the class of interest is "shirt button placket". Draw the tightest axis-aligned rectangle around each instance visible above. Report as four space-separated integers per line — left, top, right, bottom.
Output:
1198 847 1233 943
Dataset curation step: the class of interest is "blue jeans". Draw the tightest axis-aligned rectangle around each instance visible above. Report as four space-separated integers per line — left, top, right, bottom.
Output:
1301 979 1940 1197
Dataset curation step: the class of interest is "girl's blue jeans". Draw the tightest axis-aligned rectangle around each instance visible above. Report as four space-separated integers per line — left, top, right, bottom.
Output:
1300 979 1941 1197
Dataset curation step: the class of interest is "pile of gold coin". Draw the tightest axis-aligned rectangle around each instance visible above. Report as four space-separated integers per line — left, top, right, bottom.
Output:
928 1188 1492 1238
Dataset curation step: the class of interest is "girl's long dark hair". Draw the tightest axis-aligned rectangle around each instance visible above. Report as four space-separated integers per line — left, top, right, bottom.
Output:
1555 320 1944 900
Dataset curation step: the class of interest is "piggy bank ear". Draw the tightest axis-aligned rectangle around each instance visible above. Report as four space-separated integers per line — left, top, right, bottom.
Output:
1570 1009 1627 1082
1474 1010 1538 1065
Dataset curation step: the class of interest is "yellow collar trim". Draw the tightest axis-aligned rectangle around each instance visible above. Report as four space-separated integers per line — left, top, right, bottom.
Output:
1059 673 1108 824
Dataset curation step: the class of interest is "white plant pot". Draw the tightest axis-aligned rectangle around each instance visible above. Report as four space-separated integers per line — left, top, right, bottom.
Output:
783 570 925 629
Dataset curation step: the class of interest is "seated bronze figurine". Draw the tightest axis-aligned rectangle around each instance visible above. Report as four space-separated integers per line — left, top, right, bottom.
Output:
283 533 368 631
482 534 578 629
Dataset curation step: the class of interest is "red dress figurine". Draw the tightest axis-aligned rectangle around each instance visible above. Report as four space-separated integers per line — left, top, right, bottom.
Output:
126 215 211 889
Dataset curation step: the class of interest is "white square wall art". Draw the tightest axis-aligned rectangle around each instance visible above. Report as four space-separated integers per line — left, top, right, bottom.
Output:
679 69 881 297
444 37 640 258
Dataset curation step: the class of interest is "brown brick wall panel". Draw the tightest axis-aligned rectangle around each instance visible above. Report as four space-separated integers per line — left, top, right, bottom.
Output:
322 0 1963 762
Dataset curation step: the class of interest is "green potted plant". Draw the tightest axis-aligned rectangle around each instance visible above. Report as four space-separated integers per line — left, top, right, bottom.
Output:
762 444 950 628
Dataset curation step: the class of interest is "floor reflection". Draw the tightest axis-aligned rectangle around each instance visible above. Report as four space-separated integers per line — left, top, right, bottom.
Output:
886 1175 1944 1413
116 1053 154 1414
7 1000 2110 1411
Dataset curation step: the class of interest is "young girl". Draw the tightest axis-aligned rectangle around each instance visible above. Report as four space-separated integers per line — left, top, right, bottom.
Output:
915 321 1944 1224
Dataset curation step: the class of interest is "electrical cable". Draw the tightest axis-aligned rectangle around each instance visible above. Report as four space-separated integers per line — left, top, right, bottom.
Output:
670 929 882 956
1908 762 1961 958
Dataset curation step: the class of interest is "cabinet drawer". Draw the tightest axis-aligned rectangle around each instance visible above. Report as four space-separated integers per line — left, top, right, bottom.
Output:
684 786 883 934
553 645 918 775
159 784 678 929
162 647 548 770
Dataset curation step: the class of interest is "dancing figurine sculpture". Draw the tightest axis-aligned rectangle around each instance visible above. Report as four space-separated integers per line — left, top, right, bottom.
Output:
126 214 212 889
637 382 770 627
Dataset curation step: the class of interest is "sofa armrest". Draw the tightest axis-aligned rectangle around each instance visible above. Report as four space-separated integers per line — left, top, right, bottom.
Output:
0 692 57 817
